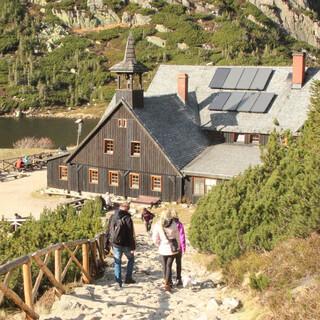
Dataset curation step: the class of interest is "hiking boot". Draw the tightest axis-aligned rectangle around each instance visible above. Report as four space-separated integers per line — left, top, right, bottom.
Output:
124 278 136 284
164 284 172 293
176 279 183 288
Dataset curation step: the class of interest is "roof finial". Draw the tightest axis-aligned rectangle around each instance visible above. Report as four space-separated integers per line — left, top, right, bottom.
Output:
109 33 148 74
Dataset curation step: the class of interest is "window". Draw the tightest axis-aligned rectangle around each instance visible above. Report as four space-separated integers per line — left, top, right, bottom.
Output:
89 169 99 184
89 168 98 184
151 175 162 192
104 139 114 155
118 119 127 128
59 165 68 181
193 177 205 196
194 177 218 195
250 134 260 144
129 173 140 189
130 141 141 157
109 171 119 187
205 178 217 193
235 134 245 143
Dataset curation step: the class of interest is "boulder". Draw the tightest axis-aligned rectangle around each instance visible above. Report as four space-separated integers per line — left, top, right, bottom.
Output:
221 297 241 313
146 36 167 48
177 42 189 50
155 24 172 33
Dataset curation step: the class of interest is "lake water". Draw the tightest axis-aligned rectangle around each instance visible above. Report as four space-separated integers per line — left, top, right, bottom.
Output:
0 117 98 148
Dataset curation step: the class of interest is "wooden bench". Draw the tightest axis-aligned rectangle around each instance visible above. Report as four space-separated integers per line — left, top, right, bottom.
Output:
131 195 161 208
0 172 20 182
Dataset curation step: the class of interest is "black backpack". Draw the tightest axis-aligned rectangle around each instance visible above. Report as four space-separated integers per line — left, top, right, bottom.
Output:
110 216 127 245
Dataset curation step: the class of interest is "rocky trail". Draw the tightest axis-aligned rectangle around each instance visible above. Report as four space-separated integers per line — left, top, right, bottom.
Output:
40 230 243 320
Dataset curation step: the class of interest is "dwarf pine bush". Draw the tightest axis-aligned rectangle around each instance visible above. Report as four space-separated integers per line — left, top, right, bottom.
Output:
189 81 320 263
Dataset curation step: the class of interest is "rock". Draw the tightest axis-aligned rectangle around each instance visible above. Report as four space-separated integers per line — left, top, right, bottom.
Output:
221 297 241 313
202 43 214 51
177 42 189 50
196 312 208 320
134 13 152 26
248 0 320 48
51 7 120 29
122 12 151 26
155 24 172 33
206 298 220 314
146 36 166 48
247 14 267 29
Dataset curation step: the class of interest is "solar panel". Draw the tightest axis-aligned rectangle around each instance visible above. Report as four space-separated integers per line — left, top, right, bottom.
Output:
250 69 273 90
236 92 259 112
222 92 245 111
208 92 231 110
236 68 258 90
209 68 230 88
222 68 244 89
250 92 275 113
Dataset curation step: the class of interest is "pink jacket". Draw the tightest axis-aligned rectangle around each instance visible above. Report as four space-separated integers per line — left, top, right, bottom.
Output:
175 219 186 253
152 221 180 256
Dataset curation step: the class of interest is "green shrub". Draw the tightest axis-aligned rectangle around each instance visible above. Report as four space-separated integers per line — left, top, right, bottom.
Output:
0 198 103 307
249 273 270 291
189 82 320 263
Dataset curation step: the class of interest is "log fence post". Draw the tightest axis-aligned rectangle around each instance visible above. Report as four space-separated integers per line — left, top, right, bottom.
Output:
22 260 33 320
82 242 90 284
54 248 61 284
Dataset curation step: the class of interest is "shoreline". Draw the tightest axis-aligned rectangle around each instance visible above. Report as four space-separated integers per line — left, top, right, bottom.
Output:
0 105 106 120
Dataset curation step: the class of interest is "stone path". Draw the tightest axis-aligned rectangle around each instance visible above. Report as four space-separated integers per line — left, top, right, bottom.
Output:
40 231 229 320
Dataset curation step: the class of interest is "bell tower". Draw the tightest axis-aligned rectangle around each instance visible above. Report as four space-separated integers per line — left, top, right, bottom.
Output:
110 33 148 108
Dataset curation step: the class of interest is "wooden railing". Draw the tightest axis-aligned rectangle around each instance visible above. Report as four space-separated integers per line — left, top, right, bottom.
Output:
0 151 57 173
0 233 106 320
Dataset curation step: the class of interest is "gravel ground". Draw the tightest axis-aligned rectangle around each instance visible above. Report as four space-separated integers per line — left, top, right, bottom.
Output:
0 170 66 219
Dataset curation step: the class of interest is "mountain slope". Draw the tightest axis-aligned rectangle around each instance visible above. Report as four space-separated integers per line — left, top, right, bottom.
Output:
0 0 319 114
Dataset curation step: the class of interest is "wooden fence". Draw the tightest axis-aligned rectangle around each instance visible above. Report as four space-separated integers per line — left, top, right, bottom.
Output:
0 233 106 320
0 151 56 173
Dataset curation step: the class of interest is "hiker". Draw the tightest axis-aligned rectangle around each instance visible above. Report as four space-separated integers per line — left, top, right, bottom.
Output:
15 158 24 171
171 210 186 287
109 202 136 287
101 192 113 211
141 208 155 232
152 209 180 292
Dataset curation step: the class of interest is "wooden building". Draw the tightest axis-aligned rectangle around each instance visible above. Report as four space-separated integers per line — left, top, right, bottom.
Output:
47 37 320 203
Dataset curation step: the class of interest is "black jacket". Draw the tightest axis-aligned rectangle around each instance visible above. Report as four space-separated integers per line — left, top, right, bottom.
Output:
110 209 136 250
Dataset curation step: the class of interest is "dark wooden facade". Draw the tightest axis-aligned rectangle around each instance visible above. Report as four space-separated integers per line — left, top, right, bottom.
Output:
47 103 183 202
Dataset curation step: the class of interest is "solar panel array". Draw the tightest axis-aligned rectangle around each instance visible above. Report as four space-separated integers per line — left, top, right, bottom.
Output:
208 92 275 113
209 68 273 91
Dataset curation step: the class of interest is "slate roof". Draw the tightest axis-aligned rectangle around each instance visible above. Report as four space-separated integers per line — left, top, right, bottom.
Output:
94 94 210 170
147 65 320 134
182 144 261 179
109 33 148 74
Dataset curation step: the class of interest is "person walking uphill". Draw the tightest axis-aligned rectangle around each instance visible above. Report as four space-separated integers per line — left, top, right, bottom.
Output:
141 208 155 232
109 202 136 288
152 209 180 292
171 210 186 287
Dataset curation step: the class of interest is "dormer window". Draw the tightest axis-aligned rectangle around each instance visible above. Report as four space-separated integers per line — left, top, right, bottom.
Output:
130 141 141 157
118 119 127 128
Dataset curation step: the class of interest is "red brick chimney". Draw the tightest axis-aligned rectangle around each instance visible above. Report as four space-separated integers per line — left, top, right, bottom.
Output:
292 52 306 89
177 73 188 104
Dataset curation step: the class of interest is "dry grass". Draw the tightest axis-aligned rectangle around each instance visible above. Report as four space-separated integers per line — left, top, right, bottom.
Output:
224 233 320 320
190 252 219 272
0 148 48 160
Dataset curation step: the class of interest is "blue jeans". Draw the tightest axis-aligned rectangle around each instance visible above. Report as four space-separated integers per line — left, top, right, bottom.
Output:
113 246 134 285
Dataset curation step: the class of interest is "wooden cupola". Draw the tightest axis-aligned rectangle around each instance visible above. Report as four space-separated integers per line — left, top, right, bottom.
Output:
110 33 148 108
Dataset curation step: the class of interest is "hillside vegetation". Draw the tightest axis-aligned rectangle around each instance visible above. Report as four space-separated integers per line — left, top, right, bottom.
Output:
189 80 320 319
0 0 318 113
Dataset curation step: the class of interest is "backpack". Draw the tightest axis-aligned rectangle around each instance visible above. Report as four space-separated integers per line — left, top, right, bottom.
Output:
110 216 127 245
